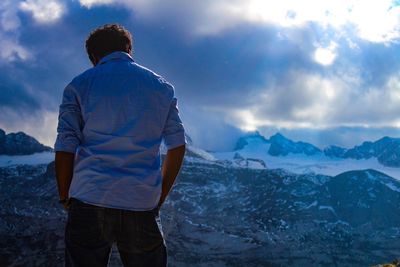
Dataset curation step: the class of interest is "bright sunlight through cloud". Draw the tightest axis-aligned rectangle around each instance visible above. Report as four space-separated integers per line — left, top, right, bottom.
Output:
313 44 337 66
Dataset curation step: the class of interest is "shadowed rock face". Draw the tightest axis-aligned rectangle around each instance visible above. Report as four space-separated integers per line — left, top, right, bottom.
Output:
1 158 400 266
268 133 322 156
0 128 52 155
343 137 400 167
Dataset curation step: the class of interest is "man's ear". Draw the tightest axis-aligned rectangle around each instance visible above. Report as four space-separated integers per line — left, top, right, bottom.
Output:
89 53 99 66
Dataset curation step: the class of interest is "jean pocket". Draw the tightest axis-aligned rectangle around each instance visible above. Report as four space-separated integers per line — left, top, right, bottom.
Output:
66 200 106 247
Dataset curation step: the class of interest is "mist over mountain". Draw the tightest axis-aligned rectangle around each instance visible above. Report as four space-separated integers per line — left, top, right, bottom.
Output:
0 128 52 155
323 145 348 158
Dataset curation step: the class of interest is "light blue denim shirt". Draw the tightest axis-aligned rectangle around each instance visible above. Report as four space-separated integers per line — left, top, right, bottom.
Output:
54 51 186 211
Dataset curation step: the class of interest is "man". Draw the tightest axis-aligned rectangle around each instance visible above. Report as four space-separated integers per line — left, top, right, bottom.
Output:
54 24 186 267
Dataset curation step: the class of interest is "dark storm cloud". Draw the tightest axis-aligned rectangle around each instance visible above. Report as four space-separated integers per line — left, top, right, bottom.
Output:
133 22 320 110
13 3 134 110
0 72 40 112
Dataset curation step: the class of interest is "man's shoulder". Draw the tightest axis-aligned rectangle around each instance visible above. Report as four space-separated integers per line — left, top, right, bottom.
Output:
133 62 174 93
69 67 95 89
68 62 174 98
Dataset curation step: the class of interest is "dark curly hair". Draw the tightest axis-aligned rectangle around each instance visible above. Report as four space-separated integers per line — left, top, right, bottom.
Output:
85 23 133 65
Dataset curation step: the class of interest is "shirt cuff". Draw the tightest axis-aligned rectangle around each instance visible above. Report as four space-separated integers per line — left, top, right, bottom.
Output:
54 139 78 153
163 131 187 150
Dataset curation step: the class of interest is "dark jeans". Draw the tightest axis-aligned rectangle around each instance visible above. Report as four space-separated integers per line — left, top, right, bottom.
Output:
65 198 167 267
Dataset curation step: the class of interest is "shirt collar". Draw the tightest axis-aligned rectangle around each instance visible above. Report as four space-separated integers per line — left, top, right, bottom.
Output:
98 51 134 65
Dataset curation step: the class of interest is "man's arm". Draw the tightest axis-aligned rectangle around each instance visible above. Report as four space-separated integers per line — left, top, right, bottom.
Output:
54 83 83 208
55 151 75 203
159 84 187 207
158 144 186 207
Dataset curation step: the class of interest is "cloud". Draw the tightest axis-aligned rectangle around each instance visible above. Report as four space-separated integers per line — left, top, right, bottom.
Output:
215 0 400 44
0 1 31 62
221 67 400 132
0 1 20 31
340 74 400 126
0 75 40 112
80 0 400 45
222 70 350 130
180 105 246 151
1 0 400 151
79 0 115 8
313 42 337 66
0 34 30 61
19 0 65 23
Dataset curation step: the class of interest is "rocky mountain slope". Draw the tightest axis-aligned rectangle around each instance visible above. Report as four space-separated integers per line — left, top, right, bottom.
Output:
1 130 399 266
0 128 52 155
1 157 399 266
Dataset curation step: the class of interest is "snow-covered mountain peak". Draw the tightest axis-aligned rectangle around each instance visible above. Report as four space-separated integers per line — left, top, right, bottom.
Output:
269 132 288 142
235 132 322 157
268 133 321 156
234 131 269 151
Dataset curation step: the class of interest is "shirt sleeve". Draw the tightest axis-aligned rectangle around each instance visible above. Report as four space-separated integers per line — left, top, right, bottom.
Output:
54 83 84 153
162 96 187 150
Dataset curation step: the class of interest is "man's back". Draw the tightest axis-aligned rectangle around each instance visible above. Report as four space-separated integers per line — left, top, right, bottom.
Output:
55 51 185 210
54 23 185 267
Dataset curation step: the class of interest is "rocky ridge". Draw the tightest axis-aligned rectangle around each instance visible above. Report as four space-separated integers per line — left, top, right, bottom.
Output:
0 128 52 155
235 131 400 167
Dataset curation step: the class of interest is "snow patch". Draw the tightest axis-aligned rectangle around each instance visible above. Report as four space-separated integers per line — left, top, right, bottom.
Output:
213 150 400 180
0 152 54 167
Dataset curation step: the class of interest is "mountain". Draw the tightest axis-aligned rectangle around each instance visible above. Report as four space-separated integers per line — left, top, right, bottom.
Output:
0 128 52 155
324 136 400 167
234 131 269 150
344 137 400 167
1 158 399 266
235 132 322 156
234 132 400 168
1 129 400 265
268 133 321 156
323 145 348 158
327 169 400 226
134 163 400 266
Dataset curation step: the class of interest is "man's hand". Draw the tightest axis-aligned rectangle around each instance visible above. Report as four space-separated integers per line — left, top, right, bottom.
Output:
158 144 186 207
60 198 71 211
62 202 71 211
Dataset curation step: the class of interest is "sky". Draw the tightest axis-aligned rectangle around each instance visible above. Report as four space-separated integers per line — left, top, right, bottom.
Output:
1 0 400 151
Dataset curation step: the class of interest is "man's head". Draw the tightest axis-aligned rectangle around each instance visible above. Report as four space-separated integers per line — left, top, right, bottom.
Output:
85 23 133 66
